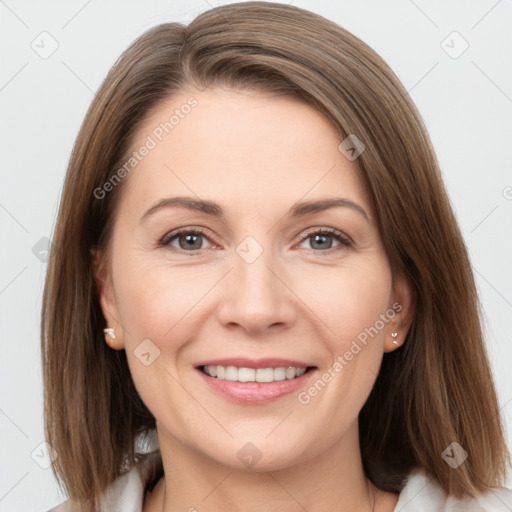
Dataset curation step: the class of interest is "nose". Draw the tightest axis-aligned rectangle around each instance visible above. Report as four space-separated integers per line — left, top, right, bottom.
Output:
215 241 297 336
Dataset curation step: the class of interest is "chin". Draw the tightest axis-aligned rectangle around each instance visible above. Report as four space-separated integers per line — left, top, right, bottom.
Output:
202 436 313 473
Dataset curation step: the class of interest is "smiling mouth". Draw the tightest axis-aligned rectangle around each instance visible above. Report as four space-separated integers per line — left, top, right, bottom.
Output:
198 365 316 383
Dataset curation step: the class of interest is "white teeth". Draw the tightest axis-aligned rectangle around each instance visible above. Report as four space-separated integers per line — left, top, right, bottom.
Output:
256 368 274 382
238 367 256 382
273 367 286 381
225 366 238 381
202 365 308 382
285 367 296 379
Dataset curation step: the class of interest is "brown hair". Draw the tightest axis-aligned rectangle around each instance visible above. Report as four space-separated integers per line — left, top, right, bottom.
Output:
41 1 509 507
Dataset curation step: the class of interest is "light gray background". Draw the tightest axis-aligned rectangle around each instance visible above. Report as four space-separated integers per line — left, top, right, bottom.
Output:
1 1 511 510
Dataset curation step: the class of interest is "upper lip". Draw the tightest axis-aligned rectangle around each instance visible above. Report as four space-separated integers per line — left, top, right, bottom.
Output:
194 358 316 369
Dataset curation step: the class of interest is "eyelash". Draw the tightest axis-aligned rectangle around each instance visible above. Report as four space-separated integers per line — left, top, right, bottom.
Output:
158 227 352 256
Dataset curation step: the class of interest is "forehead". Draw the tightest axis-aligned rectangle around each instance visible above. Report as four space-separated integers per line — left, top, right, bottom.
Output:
119 87 370 218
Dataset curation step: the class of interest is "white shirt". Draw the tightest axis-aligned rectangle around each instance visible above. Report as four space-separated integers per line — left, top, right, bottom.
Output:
47 429 512 511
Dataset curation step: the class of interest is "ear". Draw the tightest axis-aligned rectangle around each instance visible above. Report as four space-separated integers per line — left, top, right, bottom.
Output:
383 273 415 353
91 246 125 350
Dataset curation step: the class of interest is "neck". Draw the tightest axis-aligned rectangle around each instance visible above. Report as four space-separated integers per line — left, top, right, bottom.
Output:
145 422 392 512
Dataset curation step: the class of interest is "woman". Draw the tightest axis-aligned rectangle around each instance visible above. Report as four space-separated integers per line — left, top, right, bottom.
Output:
42 2 512 511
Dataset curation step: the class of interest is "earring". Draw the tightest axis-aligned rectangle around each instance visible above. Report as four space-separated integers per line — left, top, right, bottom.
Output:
391 332 398 345
104 327 116 340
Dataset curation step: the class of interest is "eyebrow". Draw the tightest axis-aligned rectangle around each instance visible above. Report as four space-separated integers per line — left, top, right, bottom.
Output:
140 196 370 223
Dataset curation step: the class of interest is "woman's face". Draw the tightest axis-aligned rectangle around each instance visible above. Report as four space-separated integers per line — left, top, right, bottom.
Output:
96 87 411 471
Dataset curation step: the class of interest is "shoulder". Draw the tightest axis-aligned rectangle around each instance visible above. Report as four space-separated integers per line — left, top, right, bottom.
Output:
45 429 162 512
44 499 84 512
395 467 512 511
45 453 161 512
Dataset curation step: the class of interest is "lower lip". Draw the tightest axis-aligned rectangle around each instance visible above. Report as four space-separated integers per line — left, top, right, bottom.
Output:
195 367 316 404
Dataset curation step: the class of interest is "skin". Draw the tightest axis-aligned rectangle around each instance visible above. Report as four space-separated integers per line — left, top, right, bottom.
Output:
94 87 413 512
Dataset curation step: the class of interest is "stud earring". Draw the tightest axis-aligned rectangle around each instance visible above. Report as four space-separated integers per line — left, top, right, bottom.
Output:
104 327 116 340
391 332 398 345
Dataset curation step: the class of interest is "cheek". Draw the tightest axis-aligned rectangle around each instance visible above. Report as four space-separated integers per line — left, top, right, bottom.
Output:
113 253 212 341
293 258 392 408
111 255 206 424
297 257 393 344
292 274 391 442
